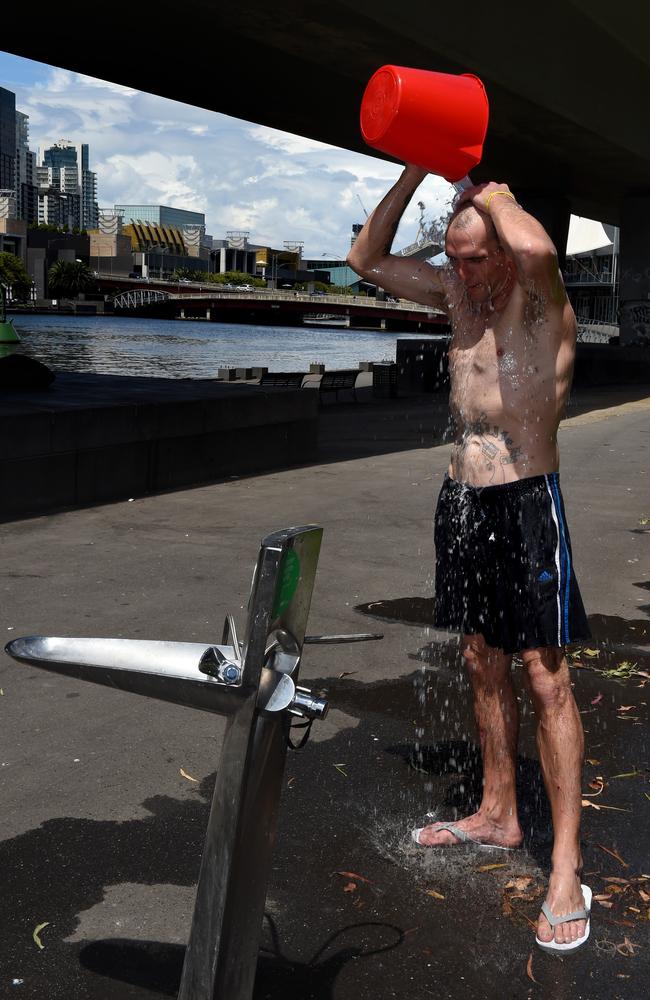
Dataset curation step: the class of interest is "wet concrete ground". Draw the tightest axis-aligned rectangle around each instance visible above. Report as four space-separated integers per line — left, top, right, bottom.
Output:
1 388 648 998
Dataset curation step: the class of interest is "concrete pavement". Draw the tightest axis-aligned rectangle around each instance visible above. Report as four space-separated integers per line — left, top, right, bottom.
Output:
1 387 648 999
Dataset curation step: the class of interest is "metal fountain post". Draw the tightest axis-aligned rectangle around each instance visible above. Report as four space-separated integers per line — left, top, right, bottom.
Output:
4 525 381 1000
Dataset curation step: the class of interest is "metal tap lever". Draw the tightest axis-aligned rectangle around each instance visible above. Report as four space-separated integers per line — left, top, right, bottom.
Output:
221 614 242 658
304 632 383 644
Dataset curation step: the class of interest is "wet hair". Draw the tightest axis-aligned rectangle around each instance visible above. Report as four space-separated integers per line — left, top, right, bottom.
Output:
446 203 498 244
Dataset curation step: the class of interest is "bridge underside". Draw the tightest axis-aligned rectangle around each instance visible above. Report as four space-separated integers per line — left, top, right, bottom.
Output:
7 1 650 224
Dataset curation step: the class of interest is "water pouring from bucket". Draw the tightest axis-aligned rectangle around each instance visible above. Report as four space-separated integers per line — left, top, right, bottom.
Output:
360 65 489 192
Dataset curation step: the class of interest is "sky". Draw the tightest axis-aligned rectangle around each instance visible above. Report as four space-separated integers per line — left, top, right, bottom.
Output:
0 50 457 259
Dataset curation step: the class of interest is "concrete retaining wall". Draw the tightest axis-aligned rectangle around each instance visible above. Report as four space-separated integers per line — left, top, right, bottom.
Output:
396 338 650 394
0 374 318 520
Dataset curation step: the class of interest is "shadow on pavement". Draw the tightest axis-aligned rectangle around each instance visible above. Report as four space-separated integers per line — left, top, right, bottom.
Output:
79 919 405 999
317 385 650 464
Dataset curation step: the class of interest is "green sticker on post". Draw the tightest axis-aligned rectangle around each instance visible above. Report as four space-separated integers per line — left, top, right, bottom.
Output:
272 548 301 619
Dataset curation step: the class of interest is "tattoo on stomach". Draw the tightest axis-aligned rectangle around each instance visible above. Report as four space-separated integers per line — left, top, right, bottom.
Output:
454 412 524 469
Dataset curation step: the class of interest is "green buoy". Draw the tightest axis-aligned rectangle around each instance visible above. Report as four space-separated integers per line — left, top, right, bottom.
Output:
0 319 20 343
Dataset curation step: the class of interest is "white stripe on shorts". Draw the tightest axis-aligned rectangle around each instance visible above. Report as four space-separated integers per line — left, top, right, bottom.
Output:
544 475 562 647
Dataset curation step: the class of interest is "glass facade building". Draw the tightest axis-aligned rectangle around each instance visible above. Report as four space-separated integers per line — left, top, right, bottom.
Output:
115 204 205 228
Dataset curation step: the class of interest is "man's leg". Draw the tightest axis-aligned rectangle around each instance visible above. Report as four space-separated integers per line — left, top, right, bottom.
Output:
522 647 586 945
416 633 523 847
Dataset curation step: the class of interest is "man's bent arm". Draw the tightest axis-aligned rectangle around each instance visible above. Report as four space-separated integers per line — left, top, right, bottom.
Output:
465 183 565 303
347 166 447 309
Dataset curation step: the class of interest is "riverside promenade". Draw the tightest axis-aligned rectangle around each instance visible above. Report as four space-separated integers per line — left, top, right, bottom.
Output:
1 385 649 999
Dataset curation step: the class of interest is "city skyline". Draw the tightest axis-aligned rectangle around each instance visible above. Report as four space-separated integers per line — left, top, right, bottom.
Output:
0 49 455 258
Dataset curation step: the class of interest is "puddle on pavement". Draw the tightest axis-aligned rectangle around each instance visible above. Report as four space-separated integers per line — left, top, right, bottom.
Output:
322 602 649 882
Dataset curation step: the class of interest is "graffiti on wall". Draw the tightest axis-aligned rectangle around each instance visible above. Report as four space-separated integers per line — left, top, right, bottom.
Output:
619 299 650 343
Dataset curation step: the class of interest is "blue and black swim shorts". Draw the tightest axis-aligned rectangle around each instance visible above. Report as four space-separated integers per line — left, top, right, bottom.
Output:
433 473 591 654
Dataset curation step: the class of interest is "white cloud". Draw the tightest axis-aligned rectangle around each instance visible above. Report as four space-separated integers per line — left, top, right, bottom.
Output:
5 56 456 256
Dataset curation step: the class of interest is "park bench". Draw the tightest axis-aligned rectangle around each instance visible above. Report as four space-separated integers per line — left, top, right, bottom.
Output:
317 369 359 403
259 371 305 389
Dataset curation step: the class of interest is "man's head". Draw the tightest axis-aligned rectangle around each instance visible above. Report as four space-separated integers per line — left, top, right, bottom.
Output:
444 203 513 304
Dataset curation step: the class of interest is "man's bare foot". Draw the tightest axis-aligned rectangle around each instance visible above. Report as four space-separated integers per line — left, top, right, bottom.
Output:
536 868 588 946
414 811 523 848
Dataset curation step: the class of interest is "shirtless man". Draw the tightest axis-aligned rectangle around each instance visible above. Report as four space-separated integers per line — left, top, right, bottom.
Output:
347 166 592 953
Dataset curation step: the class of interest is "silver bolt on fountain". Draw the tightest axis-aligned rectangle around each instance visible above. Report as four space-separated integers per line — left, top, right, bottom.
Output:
4 525 381 1000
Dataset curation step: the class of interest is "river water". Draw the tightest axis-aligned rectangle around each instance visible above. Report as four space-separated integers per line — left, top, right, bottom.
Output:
8 314 445 379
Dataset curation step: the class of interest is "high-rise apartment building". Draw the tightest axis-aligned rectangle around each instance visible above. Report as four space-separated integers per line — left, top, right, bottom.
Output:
0 87 16 197
36 165 80 230
15 111 38 225
40 140 98 230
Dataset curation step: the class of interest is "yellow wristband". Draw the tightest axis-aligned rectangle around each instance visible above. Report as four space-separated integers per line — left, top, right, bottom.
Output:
485 190 516 212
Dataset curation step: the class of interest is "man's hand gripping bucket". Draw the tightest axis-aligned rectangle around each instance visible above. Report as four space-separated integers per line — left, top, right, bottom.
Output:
360 65 489 191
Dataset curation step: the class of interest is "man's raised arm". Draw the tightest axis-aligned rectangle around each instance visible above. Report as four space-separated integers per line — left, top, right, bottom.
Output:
347 165 447 309
461 182 567 305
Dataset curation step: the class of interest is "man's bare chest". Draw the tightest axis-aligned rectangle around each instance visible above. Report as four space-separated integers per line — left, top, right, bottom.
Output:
448 319 550 393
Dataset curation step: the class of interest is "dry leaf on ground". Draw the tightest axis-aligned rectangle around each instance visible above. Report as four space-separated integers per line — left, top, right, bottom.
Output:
616 937 641 957
582 800 630 812
597 844 629 868
504 876 534 891
32 922 49 950
334 871 373 884
477 863 508 872
526 953 538 983
179 768 199 783
426 889 445 900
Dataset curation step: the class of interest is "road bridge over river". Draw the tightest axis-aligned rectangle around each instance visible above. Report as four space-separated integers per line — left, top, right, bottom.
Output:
107 281 447 332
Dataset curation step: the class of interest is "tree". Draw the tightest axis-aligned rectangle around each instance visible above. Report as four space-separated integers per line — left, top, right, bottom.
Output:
0 252 32 302
47 259 95 298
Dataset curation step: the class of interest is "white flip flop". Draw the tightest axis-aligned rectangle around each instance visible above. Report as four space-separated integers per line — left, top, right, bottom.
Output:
535 884 592 954
411 821 514 850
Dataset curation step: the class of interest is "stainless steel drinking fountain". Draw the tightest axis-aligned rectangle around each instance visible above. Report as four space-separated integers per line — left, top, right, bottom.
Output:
4 525 381 1000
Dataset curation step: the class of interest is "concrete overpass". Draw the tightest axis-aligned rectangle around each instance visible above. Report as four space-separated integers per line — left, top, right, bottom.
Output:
8 1 650 343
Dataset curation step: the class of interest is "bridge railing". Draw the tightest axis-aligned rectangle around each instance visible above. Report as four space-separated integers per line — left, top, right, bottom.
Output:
162 289 439 314
104 278 446 317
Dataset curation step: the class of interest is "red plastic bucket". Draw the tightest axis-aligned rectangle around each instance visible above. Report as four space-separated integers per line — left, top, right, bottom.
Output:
360 65 489 182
